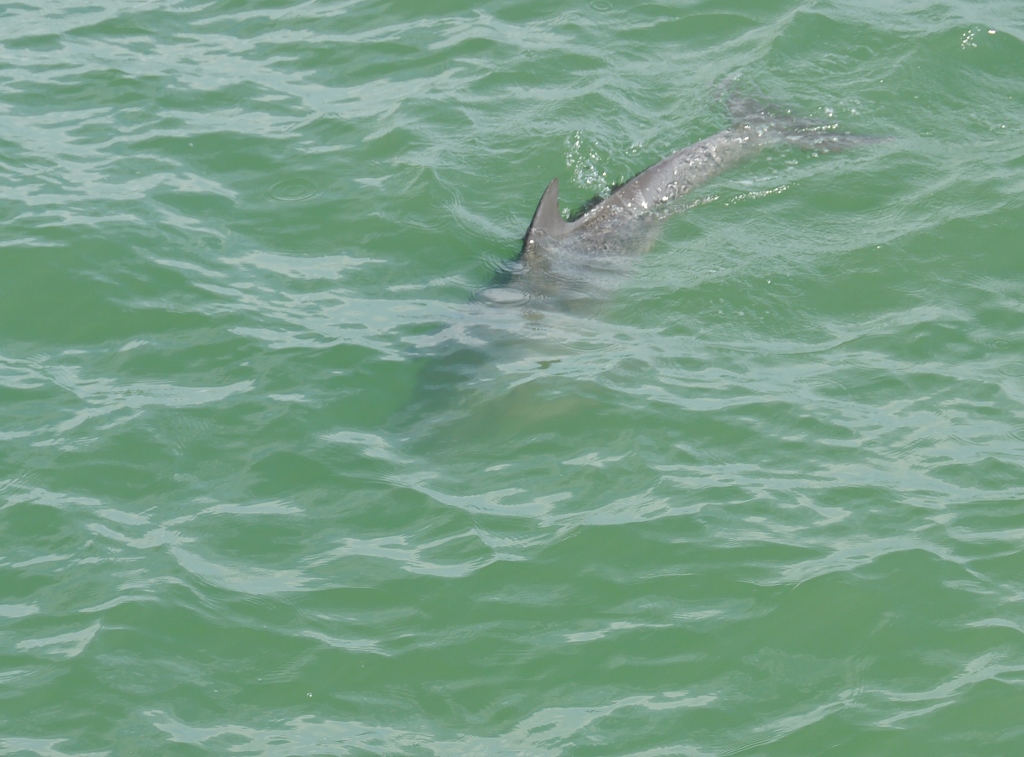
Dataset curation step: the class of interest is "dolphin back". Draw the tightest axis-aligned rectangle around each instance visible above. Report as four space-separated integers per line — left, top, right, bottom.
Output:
493 93 877 306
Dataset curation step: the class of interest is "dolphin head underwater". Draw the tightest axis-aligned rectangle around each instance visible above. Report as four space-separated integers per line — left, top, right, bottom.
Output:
479 95 872 307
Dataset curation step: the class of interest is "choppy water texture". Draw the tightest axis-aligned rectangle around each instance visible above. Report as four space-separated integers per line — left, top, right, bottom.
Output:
3 0 1024 754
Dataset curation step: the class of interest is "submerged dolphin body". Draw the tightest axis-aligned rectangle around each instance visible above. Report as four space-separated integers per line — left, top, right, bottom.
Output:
485 97 866 305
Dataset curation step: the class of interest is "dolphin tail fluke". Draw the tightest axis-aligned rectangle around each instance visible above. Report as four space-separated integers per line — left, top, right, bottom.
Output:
726 91 882 153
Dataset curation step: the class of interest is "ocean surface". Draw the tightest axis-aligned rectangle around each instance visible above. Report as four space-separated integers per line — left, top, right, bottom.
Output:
3 0 1024 754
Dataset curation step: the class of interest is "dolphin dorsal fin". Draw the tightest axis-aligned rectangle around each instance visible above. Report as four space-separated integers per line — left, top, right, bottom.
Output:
525 178 570 241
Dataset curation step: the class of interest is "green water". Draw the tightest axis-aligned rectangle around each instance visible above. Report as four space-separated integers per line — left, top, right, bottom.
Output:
3 0 1024 754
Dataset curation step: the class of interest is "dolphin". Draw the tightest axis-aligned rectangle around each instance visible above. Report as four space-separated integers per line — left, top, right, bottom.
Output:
482 96 869 306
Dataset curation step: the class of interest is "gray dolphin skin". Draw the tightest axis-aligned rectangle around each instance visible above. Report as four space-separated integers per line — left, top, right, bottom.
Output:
486 96 867 305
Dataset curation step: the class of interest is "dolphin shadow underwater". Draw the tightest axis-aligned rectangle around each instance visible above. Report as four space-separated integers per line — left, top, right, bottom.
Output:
395 93 880 438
